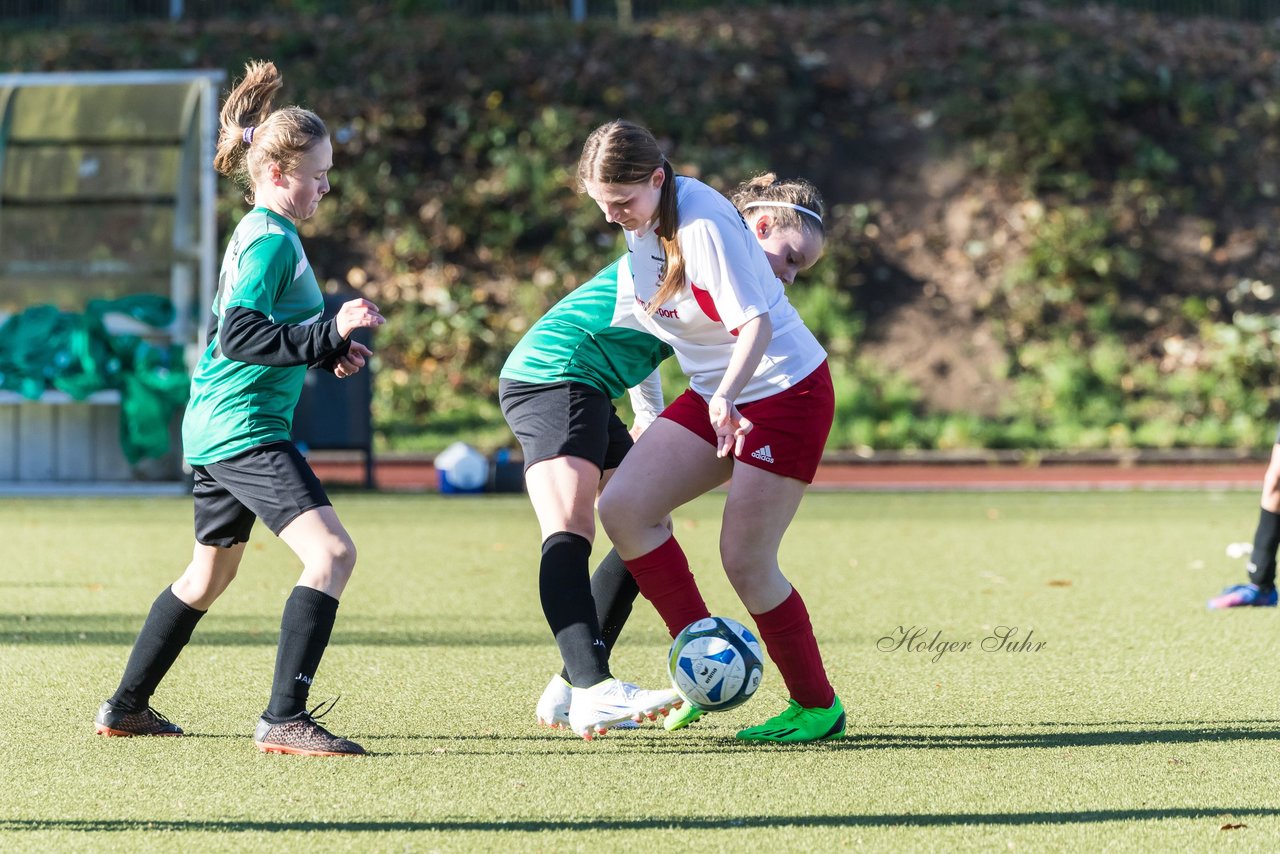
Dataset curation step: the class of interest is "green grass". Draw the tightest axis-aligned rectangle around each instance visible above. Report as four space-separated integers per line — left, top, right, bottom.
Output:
5 490 1280 851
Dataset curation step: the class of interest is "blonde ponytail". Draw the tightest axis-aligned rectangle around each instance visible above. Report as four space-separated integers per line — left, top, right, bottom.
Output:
213 60 327 203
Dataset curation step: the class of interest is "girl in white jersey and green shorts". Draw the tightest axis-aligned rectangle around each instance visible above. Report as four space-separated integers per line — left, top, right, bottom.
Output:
94 61 384 757
583 120 845 743
501 172 827 740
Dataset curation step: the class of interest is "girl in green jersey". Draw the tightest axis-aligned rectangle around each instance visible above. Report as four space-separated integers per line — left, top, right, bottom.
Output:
95 61 383 757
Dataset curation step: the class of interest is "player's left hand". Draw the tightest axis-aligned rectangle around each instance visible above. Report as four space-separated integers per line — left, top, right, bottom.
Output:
709 394 752 458
334 341 371 378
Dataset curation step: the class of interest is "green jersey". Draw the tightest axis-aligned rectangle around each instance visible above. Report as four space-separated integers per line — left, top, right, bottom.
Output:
501 257 673 399
182 208 325 465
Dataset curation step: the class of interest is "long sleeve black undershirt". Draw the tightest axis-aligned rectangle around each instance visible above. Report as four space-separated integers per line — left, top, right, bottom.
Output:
217 306 350 371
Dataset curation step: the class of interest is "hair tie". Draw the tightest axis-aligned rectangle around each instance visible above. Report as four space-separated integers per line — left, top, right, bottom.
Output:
242 126 255 145
742 200 823 224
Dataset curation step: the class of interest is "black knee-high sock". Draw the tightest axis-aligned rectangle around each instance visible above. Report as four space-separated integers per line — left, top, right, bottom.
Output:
1249 508 1280 588
110 586 206 712
265 586 339 720
559 547 639 682
541 532 610 688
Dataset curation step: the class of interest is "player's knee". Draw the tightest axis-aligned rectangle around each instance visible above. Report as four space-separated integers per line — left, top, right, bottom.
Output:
596 491 625 538
308 534 356 578
331 536 357 574
175 561 236 605
720 542 773 589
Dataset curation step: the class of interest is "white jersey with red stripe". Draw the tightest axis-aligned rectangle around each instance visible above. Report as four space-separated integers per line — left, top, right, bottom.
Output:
623 176 827 404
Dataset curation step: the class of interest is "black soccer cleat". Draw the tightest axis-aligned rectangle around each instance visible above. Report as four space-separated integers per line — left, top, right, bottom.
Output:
95 700 184 737
253 697 366 757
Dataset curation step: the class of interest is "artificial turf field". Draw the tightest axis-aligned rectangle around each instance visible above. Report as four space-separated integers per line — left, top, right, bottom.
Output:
6 489 1280 852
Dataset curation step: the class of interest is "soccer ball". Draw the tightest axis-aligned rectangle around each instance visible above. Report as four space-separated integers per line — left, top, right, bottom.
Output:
668 616 764 712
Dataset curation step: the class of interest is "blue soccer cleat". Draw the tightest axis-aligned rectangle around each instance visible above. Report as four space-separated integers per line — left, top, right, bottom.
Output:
1208 583 1278 609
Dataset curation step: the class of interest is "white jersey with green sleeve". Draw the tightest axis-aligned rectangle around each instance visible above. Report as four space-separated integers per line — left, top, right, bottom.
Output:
501 258 674 407
625 176 826 404
182 208 323 465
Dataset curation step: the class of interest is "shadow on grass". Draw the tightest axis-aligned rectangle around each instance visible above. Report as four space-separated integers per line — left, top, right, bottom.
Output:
837 722 1280 750
4 809 1278 833
179 732 568 743
0 613 545 647
167 723 1280 756
351 722 1280 756
172 731 768 756
138 729 851 757
0 581 102 588
875 719 1280 729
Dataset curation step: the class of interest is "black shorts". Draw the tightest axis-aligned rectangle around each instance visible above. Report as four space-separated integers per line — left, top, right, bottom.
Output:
499 379 633 473
191 441 332 547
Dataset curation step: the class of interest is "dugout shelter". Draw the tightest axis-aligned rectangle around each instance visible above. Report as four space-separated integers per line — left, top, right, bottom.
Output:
0 69 223 488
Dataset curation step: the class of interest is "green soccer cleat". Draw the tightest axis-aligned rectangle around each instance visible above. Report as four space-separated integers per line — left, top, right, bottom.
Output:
735 695 846 743
663 699 704 732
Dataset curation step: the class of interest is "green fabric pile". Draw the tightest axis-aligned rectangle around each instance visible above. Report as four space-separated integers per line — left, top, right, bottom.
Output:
0 295 190 465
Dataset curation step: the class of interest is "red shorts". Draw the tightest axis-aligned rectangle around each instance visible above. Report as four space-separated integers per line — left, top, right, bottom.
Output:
659 361 834 483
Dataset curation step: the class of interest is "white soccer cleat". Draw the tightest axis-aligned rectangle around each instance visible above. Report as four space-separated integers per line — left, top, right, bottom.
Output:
537 673 640 732
536 674 572 729
568 678 682 741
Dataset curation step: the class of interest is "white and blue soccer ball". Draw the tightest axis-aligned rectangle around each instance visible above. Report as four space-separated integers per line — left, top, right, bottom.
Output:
668 616 764 712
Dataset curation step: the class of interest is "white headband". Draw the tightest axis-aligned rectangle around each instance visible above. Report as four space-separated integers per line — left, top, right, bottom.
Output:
742 200 823 224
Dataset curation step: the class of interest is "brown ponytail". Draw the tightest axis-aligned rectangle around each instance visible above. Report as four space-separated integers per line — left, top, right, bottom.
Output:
649 159 685 314
577 120 685 315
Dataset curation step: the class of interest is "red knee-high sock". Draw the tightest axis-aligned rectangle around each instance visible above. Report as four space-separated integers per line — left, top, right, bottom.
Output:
623 536 711 638
751 586 835 709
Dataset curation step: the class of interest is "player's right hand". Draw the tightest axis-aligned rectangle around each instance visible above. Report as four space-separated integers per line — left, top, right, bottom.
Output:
709 394 751 458
334 341 371 378
335 298 385 339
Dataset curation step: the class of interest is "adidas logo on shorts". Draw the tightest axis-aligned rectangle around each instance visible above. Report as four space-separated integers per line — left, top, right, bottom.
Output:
750 444 775 464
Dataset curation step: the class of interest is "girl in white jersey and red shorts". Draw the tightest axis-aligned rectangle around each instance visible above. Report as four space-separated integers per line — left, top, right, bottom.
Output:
501 174 827 740
583 120 844 743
